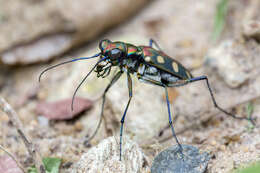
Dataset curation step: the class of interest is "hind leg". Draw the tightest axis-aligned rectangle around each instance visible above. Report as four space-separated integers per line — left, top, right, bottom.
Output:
169 76 255 124
164 86 184 158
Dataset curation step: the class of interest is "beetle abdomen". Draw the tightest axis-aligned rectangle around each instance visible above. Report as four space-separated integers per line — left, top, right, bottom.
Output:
140 46 192 80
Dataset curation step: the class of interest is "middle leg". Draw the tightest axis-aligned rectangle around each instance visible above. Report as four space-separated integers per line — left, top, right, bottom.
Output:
164 86 184 158
149 39 162 51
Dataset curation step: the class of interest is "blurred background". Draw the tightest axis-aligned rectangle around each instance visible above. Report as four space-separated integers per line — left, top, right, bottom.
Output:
0 0 260 172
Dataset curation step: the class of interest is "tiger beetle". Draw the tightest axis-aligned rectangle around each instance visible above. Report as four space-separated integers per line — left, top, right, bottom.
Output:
39 39 255 161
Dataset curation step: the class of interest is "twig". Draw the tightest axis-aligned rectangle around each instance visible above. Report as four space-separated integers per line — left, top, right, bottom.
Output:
0 98 45 173
0 144 26 173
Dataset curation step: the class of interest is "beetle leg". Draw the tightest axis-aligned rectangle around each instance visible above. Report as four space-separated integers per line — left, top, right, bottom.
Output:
138 76 163 87
190 76 255 124
138 74 185 157
84 71 123 146
164 86 184 159
167 80 189 87
149 39 162 51
101 65 112 78
169 76 255 124
119 72 133 161
137 65 163 86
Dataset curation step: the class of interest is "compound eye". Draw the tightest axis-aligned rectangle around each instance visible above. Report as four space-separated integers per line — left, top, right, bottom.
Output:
110 48 122 59
99 39 111 49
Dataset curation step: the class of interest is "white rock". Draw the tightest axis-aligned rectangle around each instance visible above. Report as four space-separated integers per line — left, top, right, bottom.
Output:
71 136 149 173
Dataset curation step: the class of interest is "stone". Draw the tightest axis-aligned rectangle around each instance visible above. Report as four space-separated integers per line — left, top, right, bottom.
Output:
0 0 150 65
243 1 260 41
243 20 260 41
151 145 210 173
205 40 249 88
71 136 149 173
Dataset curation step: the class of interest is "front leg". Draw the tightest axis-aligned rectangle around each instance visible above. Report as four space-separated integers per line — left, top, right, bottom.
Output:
119 72 133 161
85 71 123 144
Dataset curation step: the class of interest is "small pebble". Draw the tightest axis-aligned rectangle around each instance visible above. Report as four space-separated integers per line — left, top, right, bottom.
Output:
74 121 83 132
255 143 260 150
37 90 48 100
242 146 249 152
243 20 260 40
0 114 9 122
37 116 49 126
210 140 217 146
30 120 38 127
219 145 226 151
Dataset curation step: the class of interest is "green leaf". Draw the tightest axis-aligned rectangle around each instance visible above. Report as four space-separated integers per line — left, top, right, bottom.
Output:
212 0 229 42
233 162 260 173
43 157 62 173
27 166 37 173
27 157 62 173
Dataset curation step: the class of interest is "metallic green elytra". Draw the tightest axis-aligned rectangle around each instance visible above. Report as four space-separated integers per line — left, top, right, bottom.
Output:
40 38 254 161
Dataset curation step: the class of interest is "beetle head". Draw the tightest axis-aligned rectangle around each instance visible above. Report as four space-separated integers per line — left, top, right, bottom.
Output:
99 39 126 64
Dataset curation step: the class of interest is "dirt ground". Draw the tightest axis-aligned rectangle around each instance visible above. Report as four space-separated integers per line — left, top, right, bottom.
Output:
0 0 260 173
